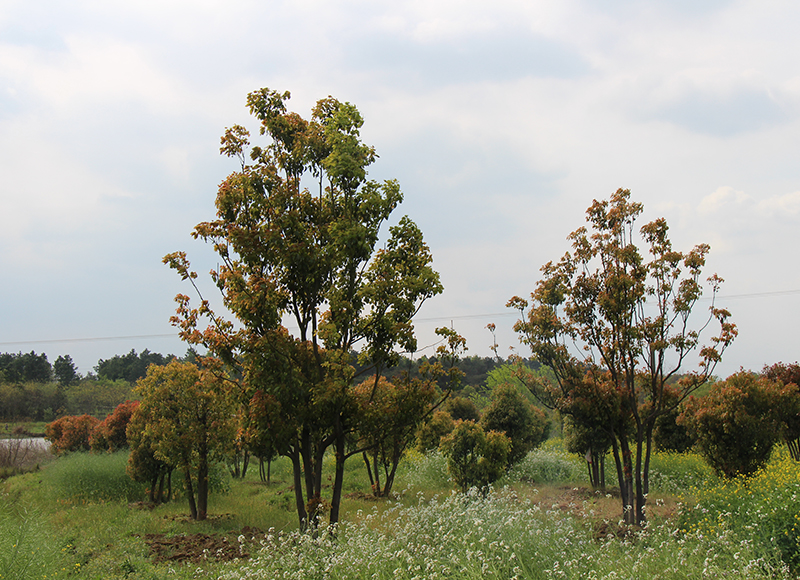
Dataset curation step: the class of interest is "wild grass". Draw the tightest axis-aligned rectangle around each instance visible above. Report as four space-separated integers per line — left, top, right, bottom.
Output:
0 437 52 479
0 503 71 580
678 448 800 569
2 443 799 579
43 450 147 503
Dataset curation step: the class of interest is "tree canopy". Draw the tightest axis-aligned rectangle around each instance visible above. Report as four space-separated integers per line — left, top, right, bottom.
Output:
510 188 736 525
165 87 445 528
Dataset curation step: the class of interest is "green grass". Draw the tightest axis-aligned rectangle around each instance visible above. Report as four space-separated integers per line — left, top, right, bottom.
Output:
44 451 148 503
2 443 800 579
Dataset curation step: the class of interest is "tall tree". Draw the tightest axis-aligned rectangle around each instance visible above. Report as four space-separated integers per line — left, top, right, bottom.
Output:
165 88 443 529
53 355 79 386
510 189 736 525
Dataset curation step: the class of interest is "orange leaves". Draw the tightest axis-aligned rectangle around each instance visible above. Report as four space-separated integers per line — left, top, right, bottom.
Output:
45 414 100 454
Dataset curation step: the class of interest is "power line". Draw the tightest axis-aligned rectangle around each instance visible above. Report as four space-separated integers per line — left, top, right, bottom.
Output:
0 334 177 347
1 288 797 347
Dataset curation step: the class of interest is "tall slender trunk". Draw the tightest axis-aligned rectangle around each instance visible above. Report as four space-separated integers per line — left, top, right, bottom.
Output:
330 434 346 525
634 429 645 526
363 451 376 492
184 466 198 520
618 436 635 526
197 444 209 521
290 450 308 530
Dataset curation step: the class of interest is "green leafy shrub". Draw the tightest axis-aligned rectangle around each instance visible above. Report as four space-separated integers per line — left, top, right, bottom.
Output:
441 420 511 492
415 409 454 452
480 383 548 465
679 371 791 478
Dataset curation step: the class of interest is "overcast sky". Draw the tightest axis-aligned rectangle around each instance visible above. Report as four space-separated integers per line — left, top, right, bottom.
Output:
1 0 798 377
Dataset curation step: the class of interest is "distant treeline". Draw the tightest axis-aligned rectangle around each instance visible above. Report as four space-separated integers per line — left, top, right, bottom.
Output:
0 349 187 421
0 347 537 422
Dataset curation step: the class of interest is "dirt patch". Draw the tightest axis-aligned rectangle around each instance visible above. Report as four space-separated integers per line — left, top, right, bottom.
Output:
144 527 264 564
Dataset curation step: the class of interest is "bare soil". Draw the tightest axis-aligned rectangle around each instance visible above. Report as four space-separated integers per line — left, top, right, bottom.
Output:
144 526 265 564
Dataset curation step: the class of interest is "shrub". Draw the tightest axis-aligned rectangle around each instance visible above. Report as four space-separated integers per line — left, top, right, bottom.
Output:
415 410 454 452
90 400 139 452
444 396 480 422
679 371 790 478
480 383 548 465
45 414 100 454
441 420 511 492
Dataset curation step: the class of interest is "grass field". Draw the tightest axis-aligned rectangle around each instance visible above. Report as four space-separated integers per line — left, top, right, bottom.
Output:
1 442 798 579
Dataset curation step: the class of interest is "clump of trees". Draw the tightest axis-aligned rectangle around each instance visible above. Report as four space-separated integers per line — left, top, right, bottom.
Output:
0 349 181 421
95 349 176 383
510 189 737 525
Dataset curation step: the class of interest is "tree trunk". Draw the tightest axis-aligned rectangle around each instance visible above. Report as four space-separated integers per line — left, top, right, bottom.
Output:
184 467 198 520
290 450 308 530
330 435 346 525
241 450 249 479
197 447 209 521
363 451 376 492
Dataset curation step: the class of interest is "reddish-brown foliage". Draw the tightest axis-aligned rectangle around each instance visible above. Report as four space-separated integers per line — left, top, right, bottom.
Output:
45 414 100 454
90 400 140 452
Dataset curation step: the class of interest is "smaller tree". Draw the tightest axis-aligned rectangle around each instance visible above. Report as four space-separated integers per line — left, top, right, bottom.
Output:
53 355 79 387
45 414 100 454
480 383 548 465
131 360 233 520
678 371 790 478
562 416 611 492
127 410 173 504
353 372 438 497
445 396 480 422
441 420 511 492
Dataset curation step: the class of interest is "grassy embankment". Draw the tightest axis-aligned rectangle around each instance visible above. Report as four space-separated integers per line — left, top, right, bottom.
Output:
2 440 799 579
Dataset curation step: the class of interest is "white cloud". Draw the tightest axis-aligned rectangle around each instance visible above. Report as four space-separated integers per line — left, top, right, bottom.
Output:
698 186 750 214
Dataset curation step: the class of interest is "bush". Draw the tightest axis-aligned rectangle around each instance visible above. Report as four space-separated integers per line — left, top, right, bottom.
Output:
480 383 548 465
90 400 139 452
415 410 454 452
441 420 511 492
45 414 100 454
679 371 790 478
